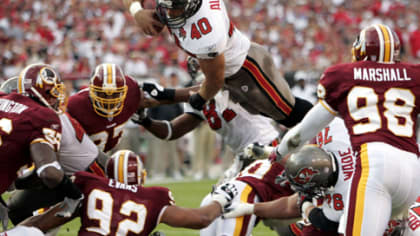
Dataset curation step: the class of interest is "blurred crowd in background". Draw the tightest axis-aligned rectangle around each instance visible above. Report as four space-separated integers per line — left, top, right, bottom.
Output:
1 0 420 180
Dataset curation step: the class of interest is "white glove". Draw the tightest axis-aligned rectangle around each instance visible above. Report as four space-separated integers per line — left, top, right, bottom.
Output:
210 182 238 209
243 142 275 160
223 202 255 219
55 195 84 218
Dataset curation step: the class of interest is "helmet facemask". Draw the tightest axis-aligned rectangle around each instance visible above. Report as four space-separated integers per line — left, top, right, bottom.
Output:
156 0 202 28
89 64 128 118
17 64 65 113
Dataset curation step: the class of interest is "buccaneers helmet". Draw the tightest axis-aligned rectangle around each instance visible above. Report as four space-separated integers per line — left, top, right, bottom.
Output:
352 24 400 63
89 63 128 118
156 0 202 28
106 150 146 185
17 63 65 112
285 145 338 197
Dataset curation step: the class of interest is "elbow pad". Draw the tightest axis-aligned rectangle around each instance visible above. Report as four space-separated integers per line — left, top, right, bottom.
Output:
308 208 339 232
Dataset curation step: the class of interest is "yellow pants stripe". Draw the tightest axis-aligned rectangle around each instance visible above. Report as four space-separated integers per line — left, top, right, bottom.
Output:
234 184 253 236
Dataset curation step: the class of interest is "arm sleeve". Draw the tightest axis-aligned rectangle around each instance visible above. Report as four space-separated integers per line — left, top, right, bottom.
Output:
276 103 335 156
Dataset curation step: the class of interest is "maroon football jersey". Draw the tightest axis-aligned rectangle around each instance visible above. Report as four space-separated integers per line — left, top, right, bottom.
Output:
74 171 174 236
0 93 62 193
236 159 294 202
318 61 420 155
67 76 141 152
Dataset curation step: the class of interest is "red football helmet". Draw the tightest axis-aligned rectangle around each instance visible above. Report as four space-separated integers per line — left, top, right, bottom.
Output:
106 150 146 185
89 63 128 118
352 24 400 63
17 63 65 112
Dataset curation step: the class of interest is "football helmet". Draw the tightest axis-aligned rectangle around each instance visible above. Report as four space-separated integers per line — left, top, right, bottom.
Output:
0 76 18 94
156 0 202 28
352 24 400 63
285 145 338 197
106 150 146 185
17 63 65 112
89 63 128 118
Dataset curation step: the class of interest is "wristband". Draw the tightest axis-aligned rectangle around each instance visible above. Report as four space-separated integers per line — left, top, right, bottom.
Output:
36 161 61 176
189 93 206 111
129 1 143 16
138 116 152 127
163 120 172 140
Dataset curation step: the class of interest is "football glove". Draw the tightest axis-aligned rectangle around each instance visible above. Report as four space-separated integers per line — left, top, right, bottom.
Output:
210 182 238 209
142 82 175 101
131 108 151 127
223 202 254 219
243 142 275 160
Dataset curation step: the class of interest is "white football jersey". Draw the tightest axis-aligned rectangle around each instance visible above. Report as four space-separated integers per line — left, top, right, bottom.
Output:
168 0 250 77
58 113 99 175
184 90 278 154
315 118 355 222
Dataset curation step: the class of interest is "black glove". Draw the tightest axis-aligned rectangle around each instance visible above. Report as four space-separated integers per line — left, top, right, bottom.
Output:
142 82 175 100
131 108 152 127
188 93 206 111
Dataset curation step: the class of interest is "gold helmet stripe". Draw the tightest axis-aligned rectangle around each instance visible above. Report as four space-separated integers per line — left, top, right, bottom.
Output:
106 64 113 85
117 151 125 183
378 24 391 62
384 24 395 62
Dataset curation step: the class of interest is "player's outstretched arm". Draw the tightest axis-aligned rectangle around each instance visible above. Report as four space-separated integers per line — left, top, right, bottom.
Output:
132 112 202 140
20 203 76 233
142 82 200 107
275 103 335 161
188 54 225 110
160 182 237 229
224 193 300 219
160 202 222 229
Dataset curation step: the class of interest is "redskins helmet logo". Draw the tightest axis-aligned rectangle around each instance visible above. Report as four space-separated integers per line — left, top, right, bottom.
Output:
291 167 320 185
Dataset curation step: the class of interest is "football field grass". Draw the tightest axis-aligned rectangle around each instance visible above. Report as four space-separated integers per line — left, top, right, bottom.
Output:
4 179 278 235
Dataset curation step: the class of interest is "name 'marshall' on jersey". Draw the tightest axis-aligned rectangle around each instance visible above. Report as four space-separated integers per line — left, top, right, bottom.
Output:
353 67 411 82
0 98 28 114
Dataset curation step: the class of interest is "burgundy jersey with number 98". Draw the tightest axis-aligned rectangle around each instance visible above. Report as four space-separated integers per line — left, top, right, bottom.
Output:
318 61 420 155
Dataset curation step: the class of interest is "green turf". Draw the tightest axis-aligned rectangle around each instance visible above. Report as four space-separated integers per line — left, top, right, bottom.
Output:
4 179 278 235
